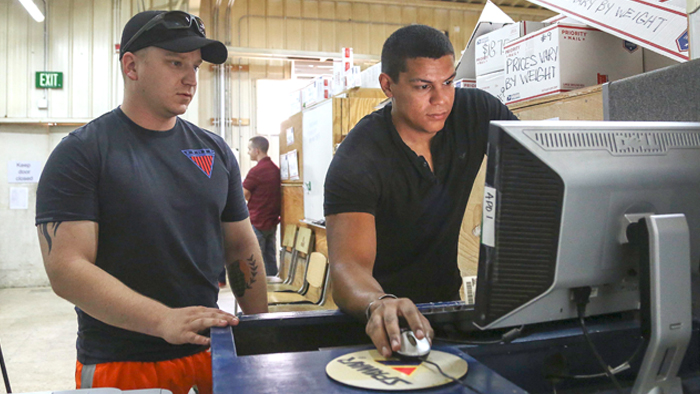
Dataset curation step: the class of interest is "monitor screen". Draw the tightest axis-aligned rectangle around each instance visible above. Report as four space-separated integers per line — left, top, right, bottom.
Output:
473 120 700 330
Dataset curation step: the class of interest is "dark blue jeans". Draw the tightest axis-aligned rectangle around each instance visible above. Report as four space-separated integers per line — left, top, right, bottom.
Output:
253 225 278 276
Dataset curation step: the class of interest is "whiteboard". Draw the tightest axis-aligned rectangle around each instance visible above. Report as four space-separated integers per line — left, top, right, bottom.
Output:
302 100 334 221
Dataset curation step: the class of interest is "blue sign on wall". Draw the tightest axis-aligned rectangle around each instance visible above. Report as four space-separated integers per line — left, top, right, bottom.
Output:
677 30 689 52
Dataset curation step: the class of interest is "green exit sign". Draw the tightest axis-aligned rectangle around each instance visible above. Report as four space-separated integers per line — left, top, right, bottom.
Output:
36 72 63 89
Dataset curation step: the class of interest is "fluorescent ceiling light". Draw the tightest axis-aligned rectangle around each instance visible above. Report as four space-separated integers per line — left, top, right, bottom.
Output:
18 0 45 22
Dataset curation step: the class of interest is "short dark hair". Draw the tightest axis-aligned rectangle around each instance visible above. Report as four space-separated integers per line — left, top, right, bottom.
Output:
249 136 269 154
381 25 454 83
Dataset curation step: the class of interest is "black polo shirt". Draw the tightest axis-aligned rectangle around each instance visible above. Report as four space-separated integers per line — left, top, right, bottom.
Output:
324 88 517 303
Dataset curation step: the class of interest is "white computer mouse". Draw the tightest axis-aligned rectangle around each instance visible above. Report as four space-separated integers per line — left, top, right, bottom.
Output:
396 328 431 359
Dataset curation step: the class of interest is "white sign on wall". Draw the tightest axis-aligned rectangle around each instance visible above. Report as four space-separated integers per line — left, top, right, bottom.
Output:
7 161 42 183
287 149 300 181
286 127 295 146
10 187 29 210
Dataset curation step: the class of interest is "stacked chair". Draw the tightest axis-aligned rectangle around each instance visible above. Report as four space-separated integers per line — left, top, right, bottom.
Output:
267 227 314 293
267 251 330 306
265 226 336 312
268 252 336 312
267 224 298 284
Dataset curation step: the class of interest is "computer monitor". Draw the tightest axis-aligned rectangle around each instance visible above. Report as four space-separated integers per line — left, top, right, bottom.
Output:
474 120 700 329
472 120 700 393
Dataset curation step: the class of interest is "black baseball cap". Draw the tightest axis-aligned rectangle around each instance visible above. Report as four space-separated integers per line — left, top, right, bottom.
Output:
119 10 228 64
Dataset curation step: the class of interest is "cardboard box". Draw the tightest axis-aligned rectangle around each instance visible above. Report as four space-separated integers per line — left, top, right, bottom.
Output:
333 61 344 95
477 71 506 103
289 90 302 116
317 76 332 101
301 82 317 108
542 14 584 26
475 21 544 76
525 0 689 62
503 24 643 105
360 62 382 89
455 0 514 81
300 76 332 108
348 66 361 89
454 78 477 89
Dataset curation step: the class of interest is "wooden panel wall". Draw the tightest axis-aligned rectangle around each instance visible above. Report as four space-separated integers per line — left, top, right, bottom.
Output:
217 0 554 60
509 85 604 121
280 112 304 182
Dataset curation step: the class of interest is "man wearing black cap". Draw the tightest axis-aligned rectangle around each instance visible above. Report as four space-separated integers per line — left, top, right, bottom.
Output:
35 11 268 394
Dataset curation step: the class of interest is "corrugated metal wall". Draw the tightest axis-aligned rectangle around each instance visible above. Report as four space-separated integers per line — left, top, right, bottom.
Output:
0 0 205 122
0 0 111 120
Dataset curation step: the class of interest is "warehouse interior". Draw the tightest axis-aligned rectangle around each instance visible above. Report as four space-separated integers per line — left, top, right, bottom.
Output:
1 0 700 393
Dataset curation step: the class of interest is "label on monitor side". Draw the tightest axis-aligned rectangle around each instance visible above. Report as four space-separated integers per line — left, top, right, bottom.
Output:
482 186 497 247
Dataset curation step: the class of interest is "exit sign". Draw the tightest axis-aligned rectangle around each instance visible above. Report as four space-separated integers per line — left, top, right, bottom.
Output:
36 72 63 89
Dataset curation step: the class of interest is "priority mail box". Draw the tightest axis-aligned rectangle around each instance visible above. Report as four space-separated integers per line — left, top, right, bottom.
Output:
542 14 584 26
360 62 381 89
455 0 515 81
301 82 317 108
477 71 506 103
475 21 544 76
503 24 643 105
455 78 477 89
301 76 333 108
316 76 332 101
289 89 302 116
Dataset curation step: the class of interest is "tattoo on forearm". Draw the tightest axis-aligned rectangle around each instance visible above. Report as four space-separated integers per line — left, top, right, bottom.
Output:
39 222 63 253
228 254 260 298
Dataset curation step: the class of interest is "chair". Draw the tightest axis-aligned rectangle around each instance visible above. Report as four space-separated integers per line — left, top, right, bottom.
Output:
267 227 314 293
269 278 338 312
267 252 330 306
267 224 298 284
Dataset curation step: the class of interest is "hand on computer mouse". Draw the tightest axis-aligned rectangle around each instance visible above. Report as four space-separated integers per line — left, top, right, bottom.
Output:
365 296 434 358
396 328 431 359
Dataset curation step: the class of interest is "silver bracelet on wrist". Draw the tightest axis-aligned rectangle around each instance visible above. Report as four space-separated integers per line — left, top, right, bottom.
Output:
365 293 398 321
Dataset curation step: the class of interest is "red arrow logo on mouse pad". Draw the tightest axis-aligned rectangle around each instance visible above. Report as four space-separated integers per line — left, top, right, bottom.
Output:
391 367 418 376
376 360 421 376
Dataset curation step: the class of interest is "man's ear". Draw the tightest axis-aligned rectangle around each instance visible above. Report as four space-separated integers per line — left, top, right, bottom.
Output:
379 73 394 98
121 53 139 81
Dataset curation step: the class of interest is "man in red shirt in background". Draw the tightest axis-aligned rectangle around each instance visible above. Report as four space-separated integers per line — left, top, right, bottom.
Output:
242 136 282 276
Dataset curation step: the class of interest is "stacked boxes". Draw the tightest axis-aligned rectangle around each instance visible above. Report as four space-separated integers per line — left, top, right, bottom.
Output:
475 72 506 102
475 21 545 77
502 24 643 105
475 21 544 103
300 76 333 109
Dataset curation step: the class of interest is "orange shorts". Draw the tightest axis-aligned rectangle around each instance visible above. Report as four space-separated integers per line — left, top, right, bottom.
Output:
76 350 212 394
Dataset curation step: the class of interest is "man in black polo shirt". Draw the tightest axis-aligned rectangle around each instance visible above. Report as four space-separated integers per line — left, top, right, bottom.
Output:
324 24 517 357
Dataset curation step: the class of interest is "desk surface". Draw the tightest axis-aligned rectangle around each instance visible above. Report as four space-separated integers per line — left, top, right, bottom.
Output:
210 303 700 394
211 326 526 394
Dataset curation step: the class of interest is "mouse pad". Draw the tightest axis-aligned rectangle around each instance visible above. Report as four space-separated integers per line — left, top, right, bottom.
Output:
326 349 468 391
